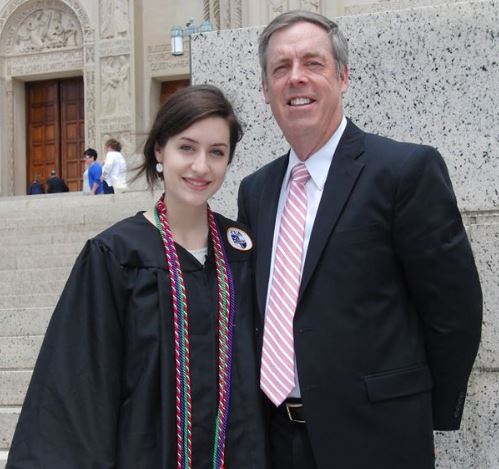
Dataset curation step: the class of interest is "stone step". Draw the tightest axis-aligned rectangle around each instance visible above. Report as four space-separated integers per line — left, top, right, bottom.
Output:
0 230 97 247
0 277 66 296
0 307 53 337
0 267 70 284
0 221 114 237
0 242 83 258
0 253 77 271
0 293 59 309
0 371 31 406
0 211 136 231
0 450 7 469
0 248 82 272
0 335 43 370
0 336 43 370
0 407 20 451
0 191 157 218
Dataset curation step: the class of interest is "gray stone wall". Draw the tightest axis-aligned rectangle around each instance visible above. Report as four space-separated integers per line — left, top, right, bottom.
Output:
191 1 499 467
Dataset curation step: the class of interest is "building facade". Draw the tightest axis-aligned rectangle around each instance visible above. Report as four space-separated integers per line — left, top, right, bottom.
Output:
0 0 363 196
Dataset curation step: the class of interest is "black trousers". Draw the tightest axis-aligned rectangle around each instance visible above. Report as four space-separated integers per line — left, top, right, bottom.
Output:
103 180 114 194
269 401 318 469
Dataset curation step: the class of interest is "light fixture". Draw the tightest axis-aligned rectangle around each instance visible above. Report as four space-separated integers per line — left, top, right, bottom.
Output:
170 18 214 56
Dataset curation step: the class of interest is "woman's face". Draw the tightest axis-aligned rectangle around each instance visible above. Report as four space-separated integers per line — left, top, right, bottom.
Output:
155 116 231 209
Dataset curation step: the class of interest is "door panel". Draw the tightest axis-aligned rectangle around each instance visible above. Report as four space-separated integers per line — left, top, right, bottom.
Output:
26 77 84 193
60 77 85 192
26 80 60 190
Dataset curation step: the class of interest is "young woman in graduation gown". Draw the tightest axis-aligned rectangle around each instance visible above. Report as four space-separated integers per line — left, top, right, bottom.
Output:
7 85 269 469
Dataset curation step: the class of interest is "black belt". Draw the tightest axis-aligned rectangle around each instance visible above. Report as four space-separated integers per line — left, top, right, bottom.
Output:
282 398 306 424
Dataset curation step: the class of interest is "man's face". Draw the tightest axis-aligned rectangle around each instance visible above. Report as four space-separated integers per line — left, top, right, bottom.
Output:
262 21 348 158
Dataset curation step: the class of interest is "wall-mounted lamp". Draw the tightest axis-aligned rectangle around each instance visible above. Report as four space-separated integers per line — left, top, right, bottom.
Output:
170 18 214 56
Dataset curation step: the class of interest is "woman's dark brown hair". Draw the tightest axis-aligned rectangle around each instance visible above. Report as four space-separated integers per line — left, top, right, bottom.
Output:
139 84 243 189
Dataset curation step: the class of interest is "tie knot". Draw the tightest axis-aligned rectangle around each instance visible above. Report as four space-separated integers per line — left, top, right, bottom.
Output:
291 163 310 184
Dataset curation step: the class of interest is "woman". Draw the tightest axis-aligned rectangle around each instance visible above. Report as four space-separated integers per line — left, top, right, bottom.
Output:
101 137 127 194
7 85 268 468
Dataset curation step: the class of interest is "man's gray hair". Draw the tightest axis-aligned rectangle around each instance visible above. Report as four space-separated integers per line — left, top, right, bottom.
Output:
258 10 349 80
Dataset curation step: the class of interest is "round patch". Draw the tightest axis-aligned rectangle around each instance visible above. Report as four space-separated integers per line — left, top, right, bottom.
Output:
226 227 253 251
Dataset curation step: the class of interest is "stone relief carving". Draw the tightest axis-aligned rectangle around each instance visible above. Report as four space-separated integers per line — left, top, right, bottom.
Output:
5 79 15 195
0 0 93 53
99 39 130 57
100 131 132 158
85 45 95 65
300 0 320 12
269 0 287 16
6 49 83 75
204 0 242 30
84 70 96 148
101 55 130 116
100 116 132 133
146 44 190 75
100 0 129 39
0 0 94 195
15 8 81 52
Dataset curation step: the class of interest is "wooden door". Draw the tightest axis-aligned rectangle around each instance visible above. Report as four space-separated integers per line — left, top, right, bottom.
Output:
160 79 190 105
26 77 85 192
26 80 60 191
60 78 85 191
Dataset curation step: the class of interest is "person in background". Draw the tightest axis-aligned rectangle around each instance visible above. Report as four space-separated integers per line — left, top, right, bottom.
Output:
237 10 482 469
6 84 268 468
27 175 44 195
83 148 103 195
82 156 91 195
46 169 69 193
101 138 127 194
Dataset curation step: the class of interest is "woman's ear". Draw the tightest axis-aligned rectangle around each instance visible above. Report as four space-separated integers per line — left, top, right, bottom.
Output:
154 144 163 163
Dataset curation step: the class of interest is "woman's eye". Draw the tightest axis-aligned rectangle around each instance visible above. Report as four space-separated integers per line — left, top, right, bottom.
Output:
211 148 225 157
180 145 194 152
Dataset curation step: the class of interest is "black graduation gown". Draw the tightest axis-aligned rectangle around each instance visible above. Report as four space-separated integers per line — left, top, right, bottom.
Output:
7 212 269 469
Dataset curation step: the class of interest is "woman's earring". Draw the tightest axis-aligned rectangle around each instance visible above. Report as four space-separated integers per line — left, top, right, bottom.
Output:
156 162 163 173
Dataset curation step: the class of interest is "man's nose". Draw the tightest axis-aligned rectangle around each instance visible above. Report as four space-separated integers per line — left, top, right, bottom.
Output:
288 63 307 85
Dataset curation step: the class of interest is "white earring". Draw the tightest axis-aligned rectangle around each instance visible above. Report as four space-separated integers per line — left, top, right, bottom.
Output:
156 162 163 173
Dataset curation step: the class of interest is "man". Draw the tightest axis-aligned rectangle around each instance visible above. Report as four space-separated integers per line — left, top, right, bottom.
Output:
46 169 69 193
237 11 482 469
27 175 44 195
84 148 103 195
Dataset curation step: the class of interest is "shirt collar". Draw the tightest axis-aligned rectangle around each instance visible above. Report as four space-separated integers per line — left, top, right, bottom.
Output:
286 115 347 191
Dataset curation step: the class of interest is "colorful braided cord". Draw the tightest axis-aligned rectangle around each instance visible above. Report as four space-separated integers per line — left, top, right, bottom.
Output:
155 195 235 469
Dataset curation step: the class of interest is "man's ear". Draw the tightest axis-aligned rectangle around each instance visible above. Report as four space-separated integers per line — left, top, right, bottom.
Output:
340 65 350 95
262 79 270 104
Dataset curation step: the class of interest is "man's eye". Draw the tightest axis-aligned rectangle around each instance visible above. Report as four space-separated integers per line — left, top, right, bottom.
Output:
273 64 287 74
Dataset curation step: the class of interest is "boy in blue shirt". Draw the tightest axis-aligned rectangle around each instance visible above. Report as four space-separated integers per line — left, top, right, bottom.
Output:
84 148 103 195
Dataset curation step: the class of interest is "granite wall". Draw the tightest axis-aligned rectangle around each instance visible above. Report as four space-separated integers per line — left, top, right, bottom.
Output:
190 1 499 467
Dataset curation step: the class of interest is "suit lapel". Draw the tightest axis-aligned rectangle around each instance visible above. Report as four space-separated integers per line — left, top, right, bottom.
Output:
299 121 366 298
255 154 289 317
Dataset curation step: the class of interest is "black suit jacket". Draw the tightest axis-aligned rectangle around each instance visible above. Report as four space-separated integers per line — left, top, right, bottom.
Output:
237 119 482 469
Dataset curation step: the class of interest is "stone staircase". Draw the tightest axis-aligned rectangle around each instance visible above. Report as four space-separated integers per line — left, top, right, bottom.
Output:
0 190 159 468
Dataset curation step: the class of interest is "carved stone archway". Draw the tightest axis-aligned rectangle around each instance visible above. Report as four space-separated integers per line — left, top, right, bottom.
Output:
0 0 95 195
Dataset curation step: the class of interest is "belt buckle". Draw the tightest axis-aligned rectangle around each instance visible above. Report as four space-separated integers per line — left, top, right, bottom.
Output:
285 401 306 424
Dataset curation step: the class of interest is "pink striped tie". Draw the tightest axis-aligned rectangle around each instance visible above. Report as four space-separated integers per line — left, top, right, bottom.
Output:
261 163 310 406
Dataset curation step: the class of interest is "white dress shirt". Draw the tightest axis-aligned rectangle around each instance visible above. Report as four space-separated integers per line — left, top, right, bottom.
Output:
265 116 347 398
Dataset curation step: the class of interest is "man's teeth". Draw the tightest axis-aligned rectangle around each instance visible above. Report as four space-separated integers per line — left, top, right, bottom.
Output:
290 97 312 106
